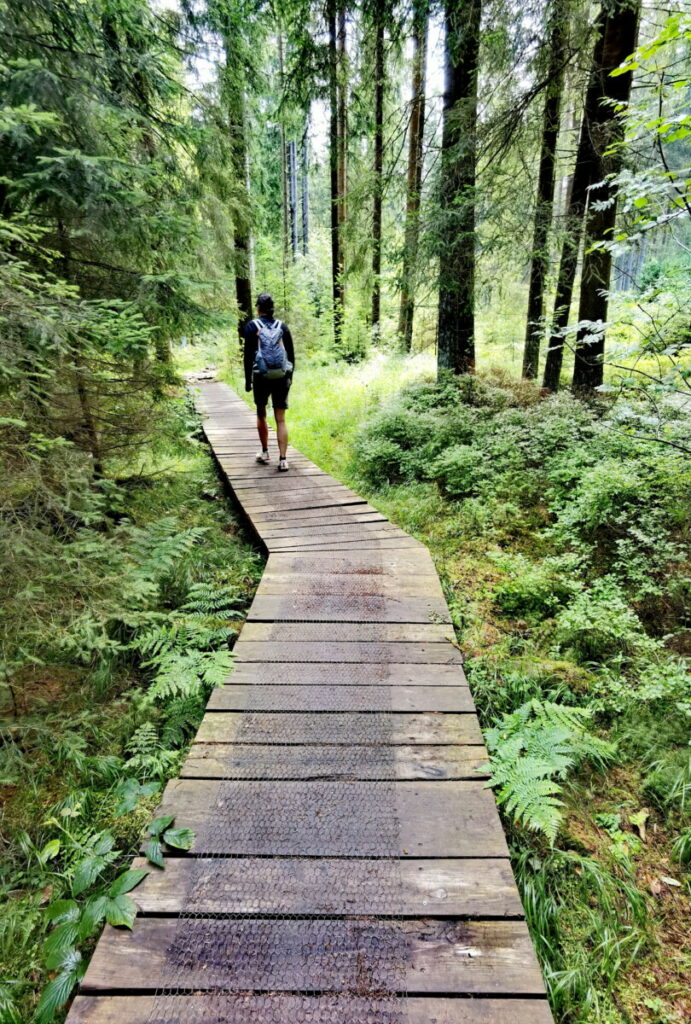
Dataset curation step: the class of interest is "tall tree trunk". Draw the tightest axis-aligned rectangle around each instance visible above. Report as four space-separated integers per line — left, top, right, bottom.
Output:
328 1 344 347
278 30 290 270
288 139 298 257
522 0 567 380
301 122 309 255
370 14 385 336
222 37 253 342
398 1 428 352
542 12 608 391
437 0 481 375
336 4 347 334
572 0 641 392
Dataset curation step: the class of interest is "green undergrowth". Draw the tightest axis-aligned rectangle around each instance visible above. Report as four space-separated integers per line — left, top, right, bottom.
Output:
0 395 262 1022
216 345 689 1024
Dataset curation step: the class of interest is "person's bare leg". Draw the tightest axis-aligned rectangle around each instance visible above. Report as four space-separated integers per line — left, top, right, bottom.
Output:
257 407 269 451
274 408 288 458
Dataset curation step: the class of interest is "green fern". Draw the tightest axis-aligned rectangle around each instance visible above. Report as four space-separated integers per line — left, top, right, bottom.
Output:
484 700 616 844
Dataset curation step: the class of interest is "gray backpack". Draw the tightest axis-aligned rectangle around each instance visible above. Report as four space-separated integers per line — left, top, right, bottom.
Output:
253 319 292 380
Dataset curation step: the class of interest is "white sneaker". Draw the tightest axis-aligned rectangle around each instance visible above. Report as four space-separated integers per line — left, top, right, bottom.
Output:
256 449 270 464
277 457 289 472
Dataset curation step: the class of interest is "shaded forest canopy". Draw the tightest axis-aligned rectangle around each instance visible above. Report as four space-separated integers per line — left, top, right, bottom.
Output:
0 0 689 1021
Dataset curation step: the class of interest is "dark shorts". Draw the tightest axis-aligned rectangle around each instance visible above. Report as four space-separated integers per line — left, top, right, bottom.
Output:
253 372 292 411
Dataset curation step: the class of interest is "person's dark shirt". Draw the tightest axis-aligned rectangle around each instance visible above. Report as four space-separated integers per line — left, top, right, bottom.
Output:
243 316 295 391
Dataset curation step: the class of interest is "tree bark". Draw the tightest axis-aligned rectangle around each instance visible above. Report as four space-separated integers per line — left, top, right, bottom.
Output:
277 30 290 268
572 0 641 392
301 122 309 255
370 13 385 336
522 0 567 380
222 34 253 342
288 138 298 257
328 0 344 347
437 0 481 376
398 1 428 352
542 12 607 391
336 4 347 335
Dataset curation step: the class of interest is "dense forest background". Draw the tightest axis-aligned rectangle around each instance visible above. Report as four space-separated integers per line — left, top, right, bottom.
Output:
0 0 689 1021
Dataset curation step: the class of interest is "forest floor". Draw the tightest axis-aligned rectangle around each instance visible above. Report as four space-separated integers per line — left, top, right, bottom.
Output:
214 342 690 1024
0 399 263 1022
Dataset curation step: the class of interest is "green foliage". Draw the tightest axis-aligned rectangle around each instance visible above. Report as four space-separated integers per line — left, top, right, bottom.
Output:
553 577 662 667
484 700 615 844
491 553 581 621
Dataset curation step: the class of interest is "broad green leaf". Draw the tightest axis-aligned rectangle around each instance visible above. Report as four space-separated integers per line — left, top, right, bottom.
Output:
162 827 195 851
71 855 104 896
33 956 82 1024
109 869 149 897
45 899 79 924
147 814 175 837
79 895 108 939
104 894 137 929
43 923 79 968
38 839 61 863
145 837 164 868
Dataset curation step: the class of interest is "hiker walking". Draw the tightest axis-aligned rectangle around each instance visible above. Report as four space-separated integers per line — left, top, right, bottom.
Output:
243 293 295 472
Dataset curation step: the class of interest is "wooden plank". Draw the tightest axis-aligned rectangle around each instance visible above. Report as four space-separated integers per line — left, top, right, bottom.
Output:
181 742 488 780
261 520 400 539
233 641 463 664
218 662 470 687
242 494 368 514
251 502 383 523
68 996 554 1024
69 996 553 1024
79 918 544 994
240 622 453 642
267 529 411 550
265 552 437 575
268 537 424 552
208 682 474 711
255 575 445 598
246 593 450 622
127 856 520 915
194 711 484 744
231 472 342 488
146 779 508 857
240 485 362 506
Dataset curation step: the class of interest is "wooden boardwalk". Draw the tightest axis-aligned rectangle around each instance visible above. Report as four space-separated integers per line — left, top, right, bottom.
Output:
68 381 553 1024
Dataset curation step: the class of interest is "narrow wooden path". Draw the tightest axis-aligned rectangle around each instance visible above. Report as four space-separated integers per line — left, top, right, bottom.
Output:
68 381 553 1024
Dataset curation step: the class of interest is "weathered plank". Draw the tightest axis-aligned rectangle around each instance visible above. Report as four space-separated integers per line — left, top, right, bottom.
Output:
207 682 473 711
195 711 484 745
233 641 463 663
268 537 425 552
261 520 402 540
68 996 554 1024
255 575 445 598
181 742 488 780
246 593 450 622
240 622 453 642
265 551 438 574
148 779 509 857
251 502 383 523
259 512 388 532
216 662 470 687
79 918 545 994
127 856 520 915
